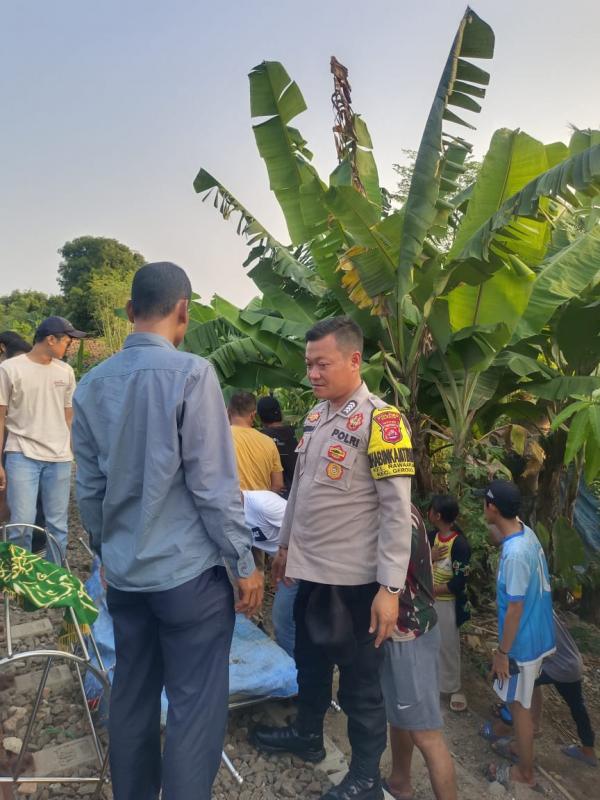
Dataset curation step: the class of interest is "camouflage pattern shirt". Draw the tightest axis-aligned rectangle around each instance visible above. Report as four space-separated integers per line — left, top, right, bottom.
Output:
392 504 437 641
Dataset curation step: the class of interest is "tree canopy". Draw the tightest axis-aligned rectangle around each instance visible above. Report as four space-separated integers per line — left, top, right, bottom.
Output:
58 236 144 331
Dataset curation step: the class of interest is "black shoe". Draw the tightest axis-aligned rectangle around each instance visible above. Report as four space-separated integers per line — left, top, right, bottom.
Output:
320 772 383 800
250 723 326 763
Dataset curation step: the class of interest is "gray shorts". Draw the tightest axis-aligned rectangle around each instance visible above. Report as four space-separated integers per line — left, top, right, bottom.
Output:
380 625 443 730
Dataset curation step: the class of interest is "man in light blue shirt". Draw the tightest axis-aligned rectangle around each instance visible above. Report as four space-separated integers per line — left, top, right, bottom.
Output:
73 262 263 800
479 480 554 791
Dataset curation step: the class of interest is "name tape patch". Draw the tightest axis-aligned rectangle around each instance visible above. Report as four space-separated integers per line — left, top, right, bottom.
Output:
331 428 360 448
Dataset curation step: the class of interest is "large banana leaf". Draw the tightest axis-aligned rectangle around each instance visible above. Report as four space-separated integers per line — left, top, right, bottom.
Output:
194 169 326 297
515 230 600 339
555 296 600 375
449 129 552 263
398 7 494 295
247 260 318 325
324 187 402 297
525 375 600 401
443 259 535 370
249 61 325 244
212 295 306 376
455 144 600 263
330 114 382 211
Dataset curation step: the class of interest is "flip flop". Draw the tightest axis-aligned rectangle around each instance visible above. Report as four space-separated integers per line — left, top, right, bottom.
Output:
450 692 467 712
491 737 519 764
485 763 546 795
381 778 415 800
561 744 598 768
479 721 503 743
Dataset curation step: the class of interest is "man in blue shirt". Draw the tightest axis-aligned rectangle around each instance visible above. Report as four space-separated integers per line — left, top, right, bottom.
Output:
479 480 554 791
73 262 263 800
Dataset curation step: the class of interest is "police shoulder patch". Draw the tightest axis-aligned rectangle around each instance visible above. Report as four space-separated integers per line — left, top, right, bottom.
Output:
368 406 415 480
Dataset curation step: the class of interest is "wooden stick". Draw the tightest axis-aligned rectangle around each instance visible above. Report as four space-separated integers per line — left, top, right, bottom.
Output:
466 623 498 636
537 765 578 800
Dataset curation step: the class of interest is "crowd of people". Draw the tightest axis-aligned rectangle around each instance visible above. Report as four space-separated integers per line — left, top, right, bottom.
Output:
0 261 596 800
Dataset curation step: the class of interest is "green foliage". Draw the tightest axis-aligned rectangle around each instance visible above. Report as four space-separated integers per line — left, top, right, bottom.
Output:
191 7 600 548
456 491 499 607
58 236 144 332
551 393 600 483
391 148 481 207
0 290 67 340
88 272 132 355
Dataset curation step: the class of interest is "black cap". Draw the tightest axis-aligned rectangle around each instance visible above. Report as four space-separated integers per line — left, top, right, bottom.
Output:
474 479 521 518
257 395 282 424
35 316 86 340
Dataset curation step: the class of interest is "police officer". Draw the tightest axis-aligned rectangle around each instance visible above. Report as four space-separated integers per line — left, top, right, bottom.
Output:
251 317 414 800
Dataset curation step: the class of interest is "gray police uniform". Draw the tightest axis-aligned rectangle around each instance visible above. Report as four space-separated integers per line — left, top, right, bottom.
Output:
279 381 413 587
279 380 414 779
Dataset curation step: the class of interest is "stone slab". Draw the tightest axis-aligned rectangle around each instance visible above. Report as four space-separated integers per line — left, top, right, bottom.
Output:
32 737 98 776
11 619 53 640
12 665 72 694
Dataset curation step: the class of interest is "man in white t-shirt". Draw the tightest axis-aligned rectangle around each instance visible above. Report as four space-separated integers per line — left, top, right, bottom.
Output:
242 490 297 657
0 316 85 560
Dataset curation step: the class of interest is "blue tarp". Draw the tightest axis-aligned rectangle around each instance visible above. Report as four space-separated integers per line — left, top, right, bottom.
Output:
574 479 600 553
84 560 298 724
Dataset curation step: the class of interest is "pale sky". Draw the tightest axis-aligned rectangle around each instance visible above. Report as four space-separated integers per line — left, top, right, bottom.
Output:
1 0 599 307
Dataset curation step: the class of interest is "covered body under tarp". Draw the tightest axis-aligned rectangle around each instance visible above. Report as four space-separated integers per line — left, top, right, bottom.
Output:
83 560 298 723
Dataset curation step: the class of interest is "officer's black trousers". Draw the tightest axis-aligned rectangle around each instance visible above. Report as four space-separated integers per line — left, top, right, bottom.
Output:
294 580 387 778
107 566 234 800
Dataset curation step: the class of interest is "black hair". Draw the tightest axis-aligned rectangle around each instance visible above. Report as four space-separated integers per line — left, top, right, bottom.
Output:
485 497 520 520
228 391 257 417
0 331 32 357
130 262 192 320
257 395 283 424
430 494 460 524
305 316 364 355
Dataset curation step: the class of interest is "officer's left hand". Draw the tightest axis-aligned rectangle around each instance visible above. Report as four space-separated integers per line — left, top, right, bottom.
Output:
369 587 399 648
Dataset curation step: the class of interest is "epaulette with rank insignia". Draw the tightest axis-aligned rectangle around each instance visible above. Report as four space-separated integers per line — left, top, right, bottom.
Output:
367 405 415 479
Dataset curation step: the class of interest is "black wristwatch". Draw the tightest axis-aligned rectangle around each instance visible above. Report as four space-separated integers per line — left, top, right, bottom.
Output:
384 585 401 595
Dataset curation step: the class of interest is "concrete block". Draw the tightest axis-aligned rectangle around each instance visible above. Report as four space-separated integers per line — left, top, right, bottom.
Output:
32 737 98 775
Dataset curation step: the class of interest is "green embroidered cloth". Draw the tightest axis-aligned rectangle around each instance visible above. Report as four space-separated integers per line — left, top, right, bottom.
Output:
0 543 98 643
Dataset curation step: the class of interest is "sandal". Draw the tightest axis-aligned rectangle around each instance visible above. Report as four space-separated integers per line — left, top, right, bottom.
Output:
381 778 415 800
479 721 503 743
491 737 519 764
450 692 467 712
561 744 598 768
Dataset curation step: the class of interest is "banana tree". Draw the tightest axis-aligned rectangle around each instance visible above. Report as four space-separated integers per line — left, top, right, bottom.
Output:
190 7 600 493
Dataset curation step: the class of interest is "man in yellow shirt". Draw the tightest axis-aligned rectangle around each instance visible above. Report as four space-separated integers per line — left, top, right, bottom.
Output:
228 392 284 493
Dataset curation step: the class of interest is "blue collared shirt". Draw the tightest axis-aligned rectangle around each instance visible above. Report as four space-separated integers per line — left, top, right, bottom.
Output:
72 332 254 592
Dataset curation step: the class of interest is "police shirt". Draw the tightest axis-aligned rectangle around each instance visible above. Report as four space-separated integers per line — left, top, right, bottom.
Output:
279 382 414 588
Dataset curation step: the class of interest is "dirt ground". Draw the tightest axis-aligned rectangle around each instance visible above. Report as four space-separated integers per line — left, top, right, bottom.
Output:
1 496 598 799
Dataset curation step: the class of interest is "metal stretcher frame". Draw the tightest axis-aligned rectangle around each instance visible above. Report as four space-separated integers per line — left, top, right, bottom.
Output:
0 524 111 800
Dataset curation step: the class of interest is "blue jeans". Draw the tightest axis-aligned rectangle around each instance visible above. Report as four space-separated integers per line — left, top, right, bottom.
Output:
272 580 299 658
5 452 71 562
